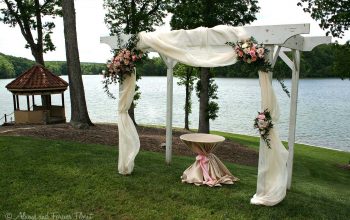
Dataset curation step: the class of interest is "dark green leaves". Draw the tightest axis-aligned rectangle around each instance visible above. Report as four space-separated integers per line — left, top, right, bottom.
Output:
297 0 350 38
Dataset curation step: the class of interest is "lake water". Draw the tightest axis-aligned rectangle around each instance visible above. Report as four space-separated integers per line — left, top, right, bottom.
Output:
1 75 349 152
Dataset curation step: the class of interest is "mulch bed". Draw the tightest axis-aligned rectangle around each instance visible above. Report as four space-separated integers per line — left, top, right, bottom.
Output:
0 123 258 167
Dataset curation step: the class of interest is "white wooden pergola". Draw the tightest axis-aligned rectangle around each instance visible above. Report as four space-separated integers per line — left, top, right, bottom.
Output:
101 23 331 189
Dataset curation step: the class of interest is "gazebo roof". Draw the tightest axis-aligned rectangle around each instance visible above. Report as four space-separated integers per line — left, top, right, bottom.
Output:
6 64 68 93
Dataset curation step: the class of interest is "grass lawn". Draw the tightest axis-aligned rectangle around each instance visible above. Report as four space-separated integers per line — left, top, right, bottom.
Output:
0 134 349 220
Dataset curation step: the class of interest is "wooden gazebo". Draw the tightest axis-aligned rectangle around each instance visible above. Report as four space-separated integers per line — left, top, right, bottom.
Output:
6 64 68 124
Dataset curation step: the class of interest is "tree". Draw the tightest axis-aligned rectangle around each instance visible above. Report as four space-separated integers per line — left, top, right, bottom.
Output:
0 0 61 65
104 0 169 125
333 41 350 79
170 0 260 133
0 54 15 78
174 64 197 130
297 0 350 38
62 0 93 128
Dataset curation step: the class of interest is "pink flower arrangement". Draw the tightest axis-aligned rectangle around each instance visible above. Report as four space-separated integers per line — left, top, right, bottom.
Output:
254 109 274 148
104 48 143 83
226 37 271 72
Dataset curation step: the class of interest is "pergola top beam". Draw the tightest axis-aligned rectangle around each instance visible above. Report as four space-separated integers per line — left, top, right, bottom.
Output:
101 23 311 51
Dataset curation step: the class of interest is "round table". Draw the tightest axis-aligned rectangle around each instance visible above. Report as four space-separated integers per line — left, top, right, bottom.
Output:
180 133 225 156
180 133 239 186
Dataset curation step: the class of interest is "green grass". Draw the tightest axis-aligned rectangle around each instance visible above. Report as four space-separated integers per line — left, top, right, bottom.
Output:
0 135 349 220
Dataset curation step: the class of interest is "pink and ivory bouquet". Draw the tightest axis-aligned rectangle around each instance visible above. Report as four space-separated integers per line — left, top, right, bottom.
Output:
226 37 271 72
254 109 274 148
104 48 143 83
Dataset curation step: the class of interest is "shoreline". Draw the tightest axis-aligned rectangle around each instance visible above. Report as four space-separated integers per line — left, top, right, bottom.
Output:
135 123 350 153
1 122 349 153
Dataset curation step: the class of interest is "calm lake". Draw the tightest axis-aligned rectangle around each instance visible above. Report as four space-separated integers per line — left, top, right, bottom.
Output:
1 75 349 152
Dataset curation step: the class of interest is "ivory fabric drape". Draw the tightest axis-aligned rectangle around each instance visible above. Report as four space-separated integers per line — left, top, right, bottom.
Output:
118 73 140 175
137 25 248 67
250 71 289 206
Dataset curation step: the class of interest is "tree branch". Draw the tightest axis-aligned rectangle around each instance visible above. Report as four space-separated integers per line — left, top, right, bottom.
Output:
147 0 161 16
35 0 43 49
3 0 35 47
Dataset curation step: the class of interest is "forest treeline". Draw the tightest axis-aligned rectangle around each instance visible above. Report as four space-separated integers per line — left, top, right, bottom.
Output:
0 43 346 79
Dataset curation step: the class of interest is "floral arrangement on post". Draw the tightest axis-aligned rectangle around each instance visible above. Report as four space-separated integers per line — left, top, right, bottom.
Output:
102 35 144 98
226 37 272 72
105 48 143 83
254 109 274 148
226 37 291 97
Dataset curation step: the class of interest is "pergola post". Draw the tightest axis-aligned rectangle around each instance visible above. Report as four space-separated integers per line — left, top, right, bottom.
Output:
287 49 300 189
32 95 35 106
160 54 177 164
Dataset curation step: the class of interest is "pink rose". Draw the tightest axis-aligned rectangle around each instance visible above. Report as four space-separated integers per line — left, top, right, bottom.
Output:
257 114 266 120
257 48 265 58
238 50 243 57
249 49 256 57
132 55 138 61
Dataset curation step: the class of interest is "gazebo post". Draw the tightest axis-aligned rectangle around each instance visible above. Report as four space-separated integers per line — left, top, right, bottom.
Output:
13 95 16 110
16 95 19 110
26 95 30 111
32 95 35 106
160 54 177 164
61 93 65 107
287 49 300 189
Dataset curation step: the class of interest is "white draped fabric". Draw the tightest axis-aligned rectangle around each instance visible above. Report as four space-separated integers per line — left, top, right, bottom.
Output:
121 26 290 205
118 73 140 174
250 72 289 206
137 25 248 67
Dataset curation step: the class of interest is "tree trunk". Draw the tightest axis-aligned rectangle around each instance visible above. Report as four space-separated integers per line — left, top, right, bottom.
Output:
128 102 137 126
31 45 47 107
32 48 45 66
62 0 93 128
198 67 210 133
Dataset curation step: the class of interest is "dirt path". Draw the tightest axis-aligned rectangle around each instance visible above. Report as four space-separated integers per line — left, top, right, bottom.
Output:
0 123 258 166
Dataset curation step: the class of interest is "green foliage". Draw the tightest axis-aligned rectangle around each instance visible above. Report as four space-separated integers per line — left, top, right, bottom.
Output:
104 0 169 35
196 75 220 121
169 0 260 29
333 41 350 79
136 57 167 76
0 135 349 219
0 54 15 78
0 0 62 63
297 0 350 38
1 53 35 76
0 53 105 78
174 64 198 129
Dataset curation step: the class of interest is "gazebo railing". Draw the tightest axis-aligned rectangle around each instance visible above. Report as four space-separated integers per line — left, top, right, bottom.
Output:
0 111 15 125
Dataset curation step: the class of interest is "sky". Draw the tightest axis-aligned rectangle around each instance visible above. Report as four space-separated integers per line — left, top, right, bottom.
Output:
0 0 349 63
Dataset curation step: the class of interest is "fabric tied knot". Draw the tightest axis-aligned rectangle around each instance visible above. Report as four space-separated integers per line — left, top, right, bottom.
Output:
196 154 214 185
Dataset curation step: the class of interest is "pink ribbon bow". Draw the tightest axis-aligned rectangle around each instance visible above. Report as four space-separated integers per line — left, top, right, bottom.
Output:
196 154 214 185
